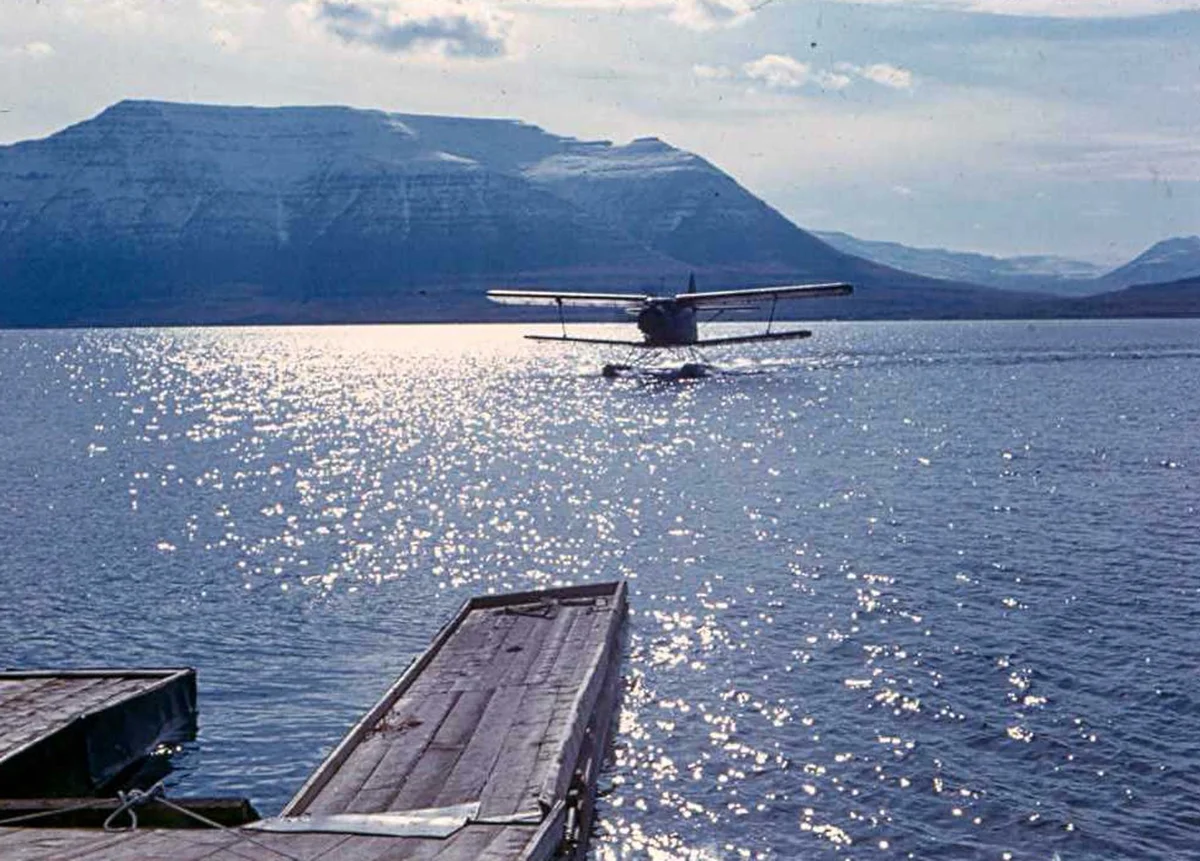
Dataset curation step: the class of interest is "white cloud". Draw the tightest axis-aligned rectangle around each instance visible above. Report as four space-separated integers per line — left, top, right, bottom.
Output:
842 0 1200 17
1 41 56 59
668 0 756 30
21 42 56 58
857 62 913 90
306 0 511 58
710 54 913 93
209 27 242 50
817 70 853 90
493 0 758 30
743 54 812 89
692 63 733 80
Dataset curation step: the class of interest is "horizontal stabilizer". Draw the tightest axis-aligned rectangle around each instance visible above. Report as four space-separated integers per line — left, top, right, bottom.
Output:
677 282 852 309
692 329 813 347
488 289 649 308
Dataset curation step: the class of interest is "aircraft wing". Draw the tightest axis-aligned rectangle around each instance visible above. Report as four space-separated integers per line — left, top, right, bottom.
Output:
487 289 649 308
693 329 813 347
675 282 852 309
525 335 646 346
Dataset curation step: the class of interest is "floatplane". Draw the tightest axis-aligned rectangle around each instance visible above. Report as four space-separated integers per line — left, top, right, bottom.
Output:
487 275 852 378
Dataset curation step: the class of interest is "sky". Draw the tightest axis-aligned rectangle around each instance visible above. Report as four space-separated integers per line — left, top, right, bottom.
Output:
2 0 1198 262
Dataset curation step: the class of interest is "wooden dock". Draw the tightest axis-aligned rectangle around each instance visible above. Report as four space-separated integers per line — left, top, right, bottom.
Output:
0 669 197 798
0 581 627 860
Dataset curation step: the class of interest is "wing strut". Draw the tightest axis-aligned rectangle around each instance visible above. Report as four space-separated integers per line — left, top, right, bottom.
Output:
766 294 778 336
556 297 567 338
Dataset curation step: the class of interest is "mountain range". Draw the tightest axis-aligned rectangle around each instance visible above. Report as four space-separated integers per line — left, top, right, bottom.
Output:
0 100 1197 326
814 231 1200 298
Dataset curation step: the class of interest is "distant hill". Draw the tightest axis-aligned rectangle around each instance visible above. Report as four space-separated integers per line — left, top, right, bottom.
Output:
0 100 1043 327
813 230 1106 296
812 230 1200 316
1058 274 1200 318
1093 236 1200 291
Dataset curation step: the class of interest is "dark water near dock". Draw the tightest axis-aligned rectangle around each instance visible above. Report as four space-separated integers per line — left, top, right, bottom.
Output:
1 320 1198 859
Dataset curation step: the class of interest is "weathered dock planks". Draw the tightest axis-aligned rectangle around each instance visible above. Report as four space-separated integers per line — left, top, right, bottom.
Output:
0 669 197 797
0 581 627 860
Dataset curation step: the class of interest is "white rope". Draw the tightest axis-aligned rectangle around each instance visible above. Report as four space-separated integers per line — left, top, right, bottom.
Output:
103 780 166 832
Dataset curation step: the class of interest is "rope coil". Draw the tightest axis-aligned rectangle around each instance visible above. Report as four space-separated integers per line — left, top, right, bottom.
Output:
103 780 166 832
0 782 302 861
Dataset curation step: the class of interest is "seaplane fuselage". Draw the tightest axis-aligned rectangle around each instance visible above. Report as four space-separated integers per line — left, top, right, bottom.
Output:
635 299 698 346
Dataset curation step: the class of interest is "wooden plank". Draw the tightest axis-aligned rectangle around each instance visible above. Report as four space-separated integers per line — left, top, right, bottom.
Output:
476 686 561 818
0 679 57 715
493 613 560 689
446 614 527 693
66 829 231 861
538 597 623 809
525 606 588 686
518 609 607 806
1 678 109 727
359 692 459 796
199 832 348 860
540 607 599 691
309 690 459 815
432 684 526 808
310 690 465 814
474 825 545 861
523 691 582 814
385 689 493 812
482 606 606 818
427 825 508 861
10 830 141 861
0 680 68 746
309 834 398 861
301 733 399 816
441 612 535 695
73 678 153 716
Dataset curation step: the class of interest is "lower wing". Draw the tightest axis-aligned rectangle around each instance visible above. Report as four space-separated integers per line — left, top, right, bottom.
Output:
525 334 646 346
692 329 813 346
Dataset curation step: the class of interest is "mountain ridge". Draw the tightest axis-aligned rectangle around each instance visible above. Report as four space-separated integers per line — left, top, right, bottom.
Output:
0 100 1195 326
813 230 1106 296
814 229 1200 301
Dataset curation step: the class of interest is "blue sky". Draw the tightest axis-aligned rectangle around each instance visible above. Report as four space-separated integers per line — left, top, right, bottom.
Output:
2 0 1198 261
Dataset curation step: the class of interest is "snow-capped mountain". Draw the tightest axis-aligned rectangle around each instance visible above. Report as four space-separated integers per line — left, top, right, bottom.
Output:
0 100 1039 325
0 101 686 324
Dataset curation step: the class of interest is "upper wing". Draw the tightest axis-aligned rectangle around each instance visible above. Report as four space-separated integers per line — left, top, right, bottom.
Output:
675 282 852 309
487 289 650 309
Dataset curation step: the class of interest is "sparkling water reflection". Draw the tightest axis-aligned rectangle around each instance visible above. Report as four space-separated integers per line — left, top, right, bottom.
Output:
1 320 1198 859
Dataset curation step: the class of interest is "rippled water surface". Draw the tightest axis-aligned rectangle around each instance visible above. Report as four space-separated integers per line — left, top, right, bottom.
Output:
1 320 1198 859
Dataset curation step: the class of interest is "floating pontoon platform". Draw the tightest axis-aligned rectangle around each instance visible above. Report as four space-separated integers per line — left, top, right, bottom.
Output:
0 668 197 798
0 581 627 860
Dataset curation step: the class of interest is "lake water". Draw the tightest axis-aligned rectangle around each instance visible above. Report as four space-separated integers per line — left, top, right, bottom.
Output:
1 320 1197 859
